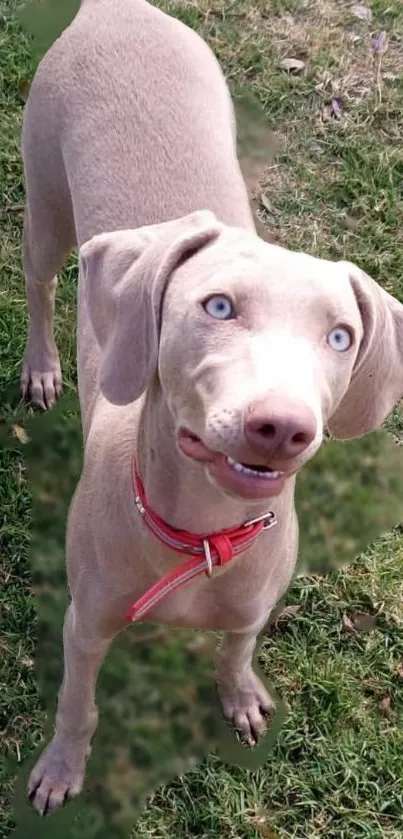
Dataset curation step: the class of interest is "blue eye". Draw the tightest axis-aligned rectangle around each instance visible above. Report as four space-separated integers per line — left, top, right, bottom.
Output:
203 295 235 320
327 326 353 352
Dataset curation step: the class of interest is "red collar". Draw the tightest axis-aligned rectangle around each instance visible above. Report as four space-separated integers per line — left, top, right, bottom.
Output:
127 460 277 622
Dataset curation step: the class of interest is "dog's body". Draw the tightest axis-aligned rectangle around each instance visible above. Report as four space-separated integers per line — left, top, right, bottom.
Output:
21 0 403 816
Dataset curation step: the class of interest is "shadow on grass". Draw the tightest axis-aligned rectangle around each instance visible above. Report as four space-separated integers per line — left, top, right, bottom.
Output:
1 389 286 838
1 382 402 837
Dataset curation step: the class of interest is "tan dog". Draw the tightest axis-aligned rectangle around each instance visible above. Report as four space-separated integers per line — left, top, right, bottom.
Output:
21 0 403 816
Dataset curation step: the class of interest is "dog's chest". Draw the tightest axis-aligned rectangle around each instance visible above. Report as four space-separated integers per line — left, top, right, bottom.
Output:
141 539 296 632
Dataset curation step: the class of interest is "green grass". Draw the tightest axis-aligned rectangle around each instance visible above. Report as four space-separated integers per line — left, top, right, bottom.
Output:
1 0 403 837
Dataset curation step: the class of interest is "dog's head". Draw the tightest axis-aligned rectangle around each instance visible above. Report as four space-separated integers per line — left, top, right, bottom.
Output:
80 211 403 502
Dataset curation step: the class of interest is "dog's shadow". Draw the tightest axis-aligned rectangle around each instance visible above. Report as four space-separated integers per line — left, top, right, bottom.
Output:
2 387 403 838
3 390 285 838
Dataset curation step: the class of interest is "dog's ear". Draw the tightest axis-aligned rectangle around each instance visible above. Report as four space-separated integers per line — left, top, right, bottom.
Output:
328 262 403 439
80 211 221 405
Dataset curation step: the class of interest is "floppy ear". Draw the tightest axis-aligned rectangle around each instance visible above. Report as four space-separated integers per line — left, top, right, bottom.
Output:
328 262 403 439
79 211 221 405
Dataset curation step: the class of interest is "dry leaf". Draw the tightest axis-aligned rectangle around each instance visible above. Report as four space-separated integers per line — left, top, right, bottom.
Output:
279 58 305 74
260 193 276 215
309 141 325 156
330 97 343 119
351 4 372 22
379 695 396 721
396 662 403 680
11 425 29 444
322 97 344 122
342 613 357 633
372 31 388 54
274 604 301 627
248 807 280 839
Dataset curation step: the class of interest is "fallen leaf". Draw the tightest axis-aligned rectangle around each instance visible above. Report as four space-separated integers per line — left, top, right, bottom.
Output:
342 613 357 633
279 58 305 74
379 695 396 721
396 662 403 680
372 31 388 54
11 425 29 444
260 193 276 215
322 97 344 122
248 807 280 839
351 4 372 22
330 97 343 119
309 141 325 156
274 605 301 627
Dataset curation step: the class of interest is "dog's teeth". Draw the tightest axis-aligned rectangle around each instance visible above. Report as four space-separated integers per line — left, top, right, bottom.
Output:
226 456 243 472
226 457 282 480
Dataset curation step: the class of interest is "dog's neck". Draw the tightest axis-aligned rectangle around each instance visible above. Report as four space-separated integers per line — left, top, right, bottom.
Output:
136 382 275 534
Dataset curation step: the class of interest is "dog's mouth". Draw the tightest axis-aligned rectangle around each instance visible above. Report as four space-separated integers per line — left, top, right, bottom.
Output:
177 428 290 500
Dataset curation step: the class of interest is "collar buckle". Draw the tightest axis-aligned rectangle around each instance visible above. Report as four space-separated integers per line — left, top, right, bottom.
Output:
244 510 277 530
203 538 213 577
134 495 145 516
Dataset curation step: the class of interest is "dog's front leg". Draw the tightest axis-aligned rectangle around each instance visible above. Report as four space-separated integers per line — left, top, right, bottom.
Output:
214 624 274 746
28 601 115 816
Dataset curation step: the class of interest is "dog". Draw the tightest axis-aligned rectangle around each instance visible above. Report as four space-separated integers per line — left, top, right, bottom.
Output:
20 0 403 816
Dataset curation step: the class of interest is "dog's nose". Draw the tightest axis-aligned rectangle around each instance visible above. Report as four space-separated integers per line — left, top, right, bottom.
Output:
244 394 317 459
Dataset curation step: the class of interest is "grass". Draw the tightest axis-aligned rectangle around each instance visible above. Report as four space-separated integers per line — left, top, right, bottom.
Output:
1 0 403 837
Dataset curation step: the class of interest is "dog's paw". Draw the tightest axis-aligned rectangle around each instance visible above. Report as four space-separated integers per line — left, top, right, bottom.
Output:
217 670 275 746
28 738 87 815
21 348 62 410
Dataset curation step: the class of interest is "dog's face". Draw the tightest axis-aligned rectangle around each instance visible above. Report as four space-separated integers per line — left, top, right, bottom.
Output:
158 238 363 499
81 211 403 502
